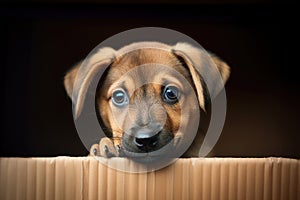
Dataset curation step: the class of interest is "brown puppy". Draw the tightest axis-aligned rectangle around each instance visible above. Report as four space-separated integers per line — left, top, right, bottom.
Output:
64 42 230 158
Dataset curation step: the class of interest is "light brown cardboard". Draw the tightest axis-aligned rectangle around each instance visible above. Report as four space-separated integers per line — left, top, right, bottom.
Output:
0 157 299 200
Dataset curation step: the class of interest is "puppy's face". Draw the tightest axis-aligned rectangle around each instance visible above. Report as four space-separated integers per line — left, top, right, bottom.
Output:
97 49 197 154
64 42 230 157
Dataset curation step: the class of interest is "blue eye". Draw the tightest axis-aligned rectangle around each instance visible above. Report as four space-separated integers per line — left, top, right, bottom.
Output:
112 89 128 107
163 86 180 104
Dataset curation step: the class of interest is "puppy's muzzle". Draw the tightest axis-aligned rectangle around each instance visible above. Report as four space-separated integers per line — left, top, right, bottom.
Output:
134 128 161 151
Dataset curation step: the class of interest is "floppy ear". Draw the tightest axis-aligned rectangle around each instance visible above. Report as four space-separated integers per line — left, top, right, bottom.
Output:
64 61 82 100
172 43 230 110
64 47 116 118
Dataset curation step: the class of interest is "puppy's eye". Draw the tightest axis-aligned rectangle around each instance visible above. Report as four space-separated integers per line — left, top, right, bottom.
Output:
112 89 128 107
163 86 180 104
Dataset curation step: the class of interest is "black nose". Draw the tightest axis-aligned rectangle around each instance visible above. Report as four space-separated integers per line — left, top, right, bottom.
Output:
134 129 160 152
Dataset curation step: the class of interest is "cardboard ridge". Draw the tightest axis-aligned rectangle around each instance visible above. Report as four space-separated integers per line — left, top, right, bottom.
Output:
0 157 299 200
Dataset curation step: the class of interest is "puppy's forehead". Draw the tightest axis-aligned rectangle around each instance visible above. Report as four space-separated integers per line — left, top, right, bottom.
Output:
106 49 189 85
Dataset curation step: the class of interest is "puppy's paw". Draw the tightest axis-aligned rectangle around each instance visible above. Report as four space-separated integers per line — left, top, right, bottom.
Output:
90 137 125 158
100 137 123 157
96 137 117 158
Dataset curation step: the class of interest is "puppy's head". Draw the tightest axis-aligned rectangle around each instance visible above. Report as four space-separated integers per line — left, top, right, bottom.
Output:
64 42 230 156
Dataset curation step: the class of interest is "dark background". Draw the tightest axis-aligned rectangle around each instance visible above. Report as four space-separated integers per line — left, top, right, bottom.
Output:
1 1 299 158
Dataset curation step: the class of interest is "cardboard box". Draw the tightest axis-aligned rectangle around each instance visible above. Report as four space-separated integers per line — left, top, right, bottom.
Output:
0 157 299 200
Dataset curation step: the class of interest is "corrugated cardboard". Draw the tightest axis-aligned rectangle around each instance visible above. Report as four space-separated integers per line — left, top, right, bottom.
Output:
0 157 299 200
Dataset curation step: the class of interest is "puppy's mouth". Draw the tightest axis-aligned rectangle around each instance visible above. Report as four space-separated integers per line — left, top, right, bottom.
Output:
122 129 173 155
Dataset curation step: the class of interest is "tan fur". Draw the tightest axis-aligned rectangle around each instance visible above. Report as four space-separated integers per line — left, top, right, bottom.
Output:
64 42 230 157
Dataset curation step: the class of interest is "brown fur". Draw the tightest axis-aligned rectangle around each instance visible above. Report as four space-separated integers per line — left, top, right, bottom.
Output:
64 42 230 158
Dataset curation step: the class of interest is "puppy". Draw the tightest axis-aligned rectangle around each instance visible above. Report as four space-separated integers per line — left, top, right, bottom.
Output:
64 42 230 158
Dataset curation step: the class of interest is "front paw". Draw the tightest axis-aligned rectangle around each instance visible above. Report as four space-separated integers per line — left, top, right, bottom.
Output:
90 137 123 158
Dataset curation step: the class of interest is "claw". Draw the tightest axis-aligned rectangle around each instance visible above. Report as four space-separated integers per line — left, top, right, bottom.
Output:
117 145 125 157
116 145 121 151
104 145 109 153
93 148 97 156
104 145 115 158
